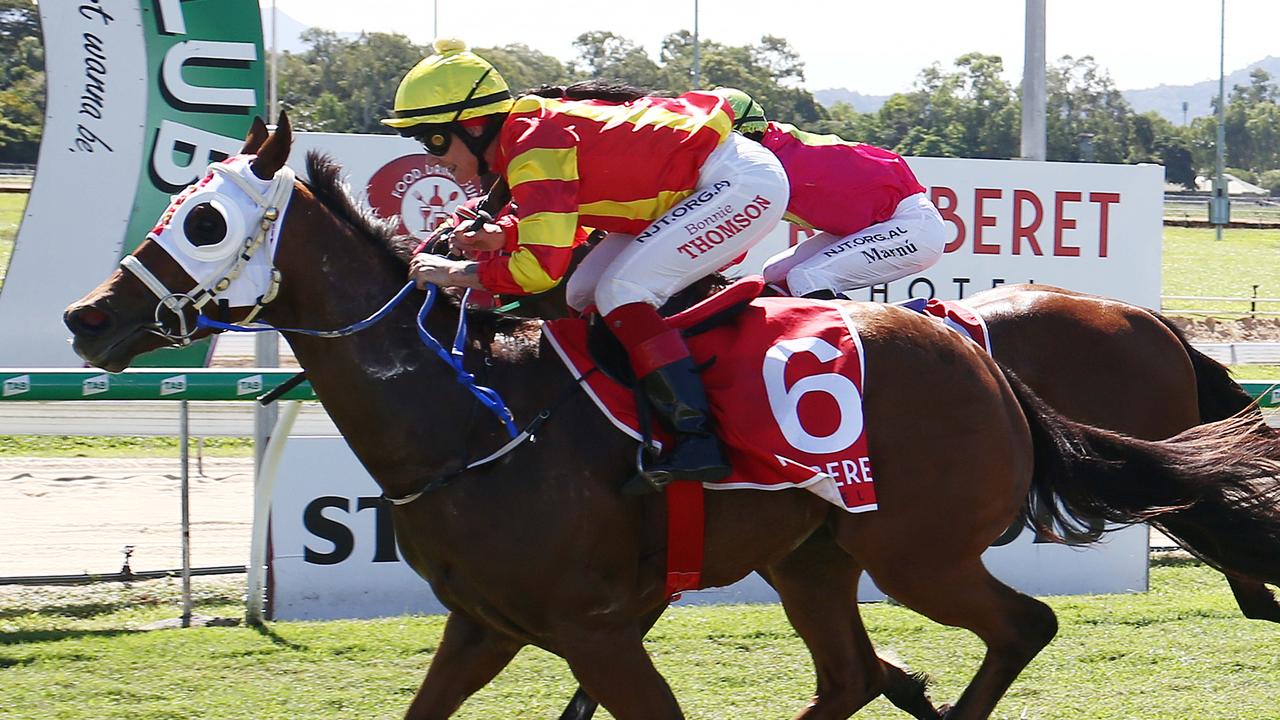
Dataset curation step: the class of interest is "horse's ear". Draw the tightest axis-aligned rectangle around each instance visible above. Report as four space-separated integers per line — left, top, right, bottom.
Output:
251 111 293 180
241 117 269 155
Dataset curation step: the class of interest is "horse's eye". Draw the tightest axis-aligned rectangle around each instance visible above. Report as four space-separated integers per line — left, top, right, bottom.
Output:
184 203 228 247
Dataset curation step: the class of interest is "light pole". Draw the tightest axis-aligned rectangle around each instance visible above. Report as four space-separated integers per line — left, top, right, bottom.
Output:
692 0 701 88
1020 0 1046 161
269 0 279 119
1212 0 1228 240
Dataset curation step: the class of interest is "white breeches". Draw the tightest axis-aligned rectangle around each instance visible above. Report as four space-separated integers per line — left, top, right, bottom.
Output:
763 192 946 297
566 133 790 314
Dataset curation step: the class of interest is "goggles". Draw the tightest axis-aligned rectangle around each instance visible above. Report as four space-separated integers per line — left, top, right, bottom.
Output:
414 126 455 156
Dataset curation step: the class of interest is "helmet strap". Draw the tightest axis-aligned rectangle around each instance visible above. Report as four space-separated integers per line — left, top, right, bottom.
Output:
451 116 505 177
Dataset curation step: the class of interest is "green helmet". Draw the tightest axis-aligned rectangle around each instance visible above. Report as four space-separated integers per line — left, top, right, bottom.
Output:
711 87 767 135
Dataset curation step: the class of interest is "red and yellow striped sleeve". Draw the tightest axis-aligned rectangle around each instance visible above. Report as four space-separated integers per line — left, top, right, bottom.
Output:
477 111 581 295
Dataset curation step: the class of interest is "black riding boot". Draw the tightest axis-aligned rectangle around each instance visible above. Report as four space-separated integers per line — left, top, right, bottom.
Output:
624 356 731 495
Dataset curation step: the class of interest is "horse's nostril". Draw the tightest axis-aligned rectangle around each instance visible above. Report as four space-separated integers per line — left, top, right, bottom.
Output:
67 306 114 336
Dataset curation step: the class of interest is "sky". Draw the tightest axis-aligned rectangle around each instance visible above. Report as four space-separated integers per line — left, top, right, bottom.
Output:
259 0 1280 95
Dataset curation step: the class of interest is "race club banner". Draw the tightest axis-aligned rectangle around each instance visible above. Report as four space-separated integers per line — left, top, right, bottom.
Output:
0 0 265 367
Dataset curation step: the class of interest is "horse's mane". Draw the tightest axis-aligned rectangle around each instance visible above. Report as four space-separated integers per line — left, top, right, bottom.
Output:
523 80 658 102
301 151 533 337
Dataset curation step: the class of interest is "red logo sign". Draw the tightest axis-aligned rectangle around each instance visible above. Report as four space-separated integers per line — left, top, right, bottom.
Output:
365 155 482 240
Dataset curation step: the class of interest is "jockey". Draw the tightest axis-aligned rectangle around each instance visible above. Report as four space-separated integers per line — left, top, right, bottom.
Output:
386 40 790 493
711 88 946 299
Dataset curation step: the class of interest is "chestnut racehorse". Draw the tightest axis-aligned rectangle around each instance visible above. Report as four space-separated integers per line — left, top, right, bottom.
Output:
65 116 1280 719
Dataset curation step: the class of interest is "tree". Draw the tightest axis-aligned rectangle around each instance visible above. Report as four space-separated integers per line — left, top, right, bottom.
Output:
475 44 571 94
277 30 425 134
0 0 41 162
1045 55 1133 163
570 31 664 89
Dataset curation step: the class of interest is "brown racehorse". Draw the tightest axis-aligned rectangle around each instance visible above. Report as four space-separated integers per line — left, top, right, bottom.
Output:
64 116 1280 720
969 284 1280 622
549 286 1280 720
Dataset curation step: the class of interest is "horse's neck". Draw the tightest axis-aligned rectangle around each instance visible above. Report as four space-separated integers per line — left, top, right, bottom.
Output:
265 227 537 497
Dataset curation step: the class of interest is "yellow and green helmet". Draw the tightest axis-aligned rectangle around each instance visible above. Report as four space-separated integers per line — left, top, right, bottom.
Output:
711 87 767 135
382 38 514 129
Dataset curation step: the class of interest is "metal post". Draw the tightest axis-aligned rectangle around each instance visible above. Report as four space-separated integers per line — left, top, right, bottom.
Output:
1020 0 1047 161
247 400 302 625
692 0 700 88
1214 0 1227 241
433 0 438 39
180 400 192 628
269 0 279 120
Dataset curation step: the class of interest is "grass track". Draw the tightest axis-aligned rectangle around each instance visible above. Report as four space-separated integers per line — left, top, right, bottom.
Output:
1 561 1277 719
0 193 26 290
1162 226 1280 315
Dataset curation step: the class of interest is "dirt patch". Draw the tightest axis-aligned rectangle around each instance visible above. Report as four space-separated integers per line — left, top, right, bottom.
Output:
1164 315 1280 344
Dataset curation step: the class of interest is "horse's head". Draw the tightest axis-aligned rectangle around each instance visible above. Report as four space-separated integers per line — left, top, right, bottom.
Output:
64 114 296 371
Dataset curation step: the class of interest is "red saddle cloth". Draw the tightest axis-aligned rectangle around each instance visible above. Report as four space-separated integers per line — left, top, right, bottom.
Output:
898 297 992 354
544 277 878 514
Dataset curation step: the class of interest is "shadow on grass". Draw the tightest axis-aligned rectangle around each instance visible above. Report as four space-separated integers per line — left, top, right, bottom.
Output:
0 627 139 645
0 596 239 622
250 621 308 651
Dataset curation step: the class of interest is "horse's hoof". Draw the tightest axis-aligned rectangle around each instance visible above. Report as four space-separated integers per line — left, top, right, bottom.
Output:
936 703 955 719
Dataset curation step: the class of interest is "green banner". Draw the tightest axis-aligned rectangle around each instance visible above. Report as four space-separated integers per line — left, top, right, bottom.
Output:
0 370 313 402
129 0 267 367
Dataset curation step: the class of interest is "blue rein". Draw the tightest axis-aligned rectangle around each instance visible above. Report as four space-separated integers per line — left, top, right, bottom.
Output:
197 282 519 438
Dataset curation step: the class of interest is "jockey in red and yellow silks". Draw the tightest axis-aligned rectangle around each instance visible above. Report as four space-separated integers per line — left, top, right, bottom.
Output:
712 88 945 299
480 91 734 295
386 41 791 493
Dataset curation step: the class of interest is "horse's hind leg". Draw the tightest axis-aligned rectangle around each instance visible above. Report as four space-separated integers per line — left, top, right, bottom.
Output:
403 610 522 720
763 529 939 720
559 627 684 720
860 556 1057 720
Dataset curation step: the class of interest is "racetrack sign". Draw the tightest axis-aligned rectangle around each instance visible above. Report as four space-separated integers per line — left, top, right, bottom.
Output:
0 0 265 367
269 437 1148 621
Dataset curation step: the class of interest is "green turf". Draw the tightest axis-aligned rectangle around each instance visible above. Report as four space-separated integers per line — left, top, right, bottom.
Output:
0 192 25 290
1162 226 1280 315
0 435 253 458
0 560 1274 719
1232 365 1280 381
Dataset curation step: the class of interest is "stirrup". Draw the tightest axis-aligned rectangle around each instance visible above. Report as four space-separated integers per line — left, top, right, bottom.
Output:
623 444 670 495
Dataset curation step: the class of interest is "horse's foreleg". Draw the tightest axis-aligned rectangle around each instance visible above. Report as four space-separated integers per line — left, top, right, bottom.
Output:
403 610 522 720
556 603 670 720
559 627 684 720
1227 577 1280 623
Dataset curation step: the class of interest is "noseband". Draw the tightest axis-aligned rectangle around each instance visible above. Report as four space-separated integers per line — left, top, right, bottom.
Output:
120 161 296 345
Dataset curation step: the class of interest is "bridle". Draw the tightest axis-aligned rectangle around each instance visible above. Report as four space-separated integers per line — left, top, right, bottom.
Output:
120 159 296 345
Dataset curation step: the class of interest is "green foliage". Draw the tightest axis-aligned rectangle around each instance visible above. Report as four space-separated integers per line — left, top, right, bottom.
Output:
277 30 425 134
474 43 572 94
2 563 1278 719
0 0 42 163
1257 169 1280 195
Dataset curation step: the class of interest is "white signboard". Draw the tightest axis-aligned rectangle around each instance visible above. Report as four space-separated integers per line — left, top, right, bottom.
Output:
270 437 1148 621
0 3 148 365
735 157 1164 309
288 134 1163 308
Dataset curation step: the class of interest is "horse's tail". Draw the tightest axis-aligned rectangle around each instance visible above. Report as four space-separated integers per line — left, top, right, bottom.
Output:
1149 311 1260 422
1001 364 1280 581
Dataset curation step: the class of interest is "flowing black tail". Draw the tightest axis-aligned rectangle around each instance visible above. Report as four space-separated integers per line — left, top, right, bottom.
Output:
1150 311 1260 422
1001 364 1280 583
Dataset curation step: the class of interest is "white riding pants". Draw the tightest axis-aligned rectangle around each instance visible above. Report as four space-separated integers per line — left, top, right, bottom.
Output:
567 133 790 314
763 192 946 297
